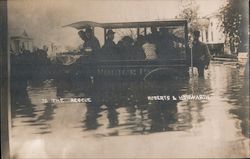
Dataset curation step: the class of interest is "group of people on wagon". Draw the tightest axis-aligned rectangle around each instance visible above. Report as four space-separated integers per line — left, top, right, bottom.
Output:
78 26 184 61
77 26 211 77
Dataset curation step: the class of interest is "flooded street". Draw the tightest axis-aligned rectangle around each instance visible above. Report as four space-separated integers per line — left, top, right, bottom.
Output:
10 62 249 158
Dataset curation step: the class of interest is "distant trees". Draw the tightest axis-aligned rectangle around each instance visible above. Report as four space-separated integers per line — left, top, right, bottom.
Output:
219 0 249 53
178 0 202 33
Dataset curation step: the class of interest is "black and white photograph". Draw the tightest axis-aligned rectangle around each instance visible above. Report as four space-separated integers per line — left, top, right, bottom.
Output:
1 0 249 158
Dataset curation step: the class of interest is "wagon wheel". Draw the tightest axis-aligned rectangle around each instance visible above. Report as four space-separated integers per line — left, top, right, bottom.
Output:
143 68 185 81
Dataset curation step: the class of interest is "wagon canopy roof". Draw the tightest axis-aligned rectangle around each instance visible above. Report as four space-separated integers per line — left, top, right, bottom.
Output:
64 19 187 30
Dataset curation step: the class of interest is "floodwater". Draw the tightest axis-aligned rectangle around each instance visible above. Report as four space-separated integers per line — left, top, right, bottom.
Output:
10 62 249 158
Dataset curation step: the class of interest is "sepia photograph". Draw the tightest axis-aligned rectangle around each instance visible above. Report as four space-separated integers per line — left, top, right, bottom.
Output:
1 0 249 158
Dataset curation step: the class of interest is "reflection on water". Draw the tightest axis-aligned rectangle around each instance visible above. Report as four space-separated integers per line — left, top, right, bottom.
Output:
12 74 202 136
222 66 249 138
10 63 249 157
11 64 249 137
11 79 58 134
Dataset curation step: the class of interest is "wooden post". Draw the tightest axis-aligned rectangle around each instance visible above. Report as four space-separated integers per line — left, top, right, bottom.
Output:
104 28 107 43
144 27 147 35
184 21 193 75
137 28 140 37
191 46 193 75
1 0 11 158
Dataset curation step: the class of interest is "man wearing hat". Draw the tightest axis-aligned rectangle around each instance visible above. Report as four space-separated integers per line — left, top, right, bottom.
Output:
82 27 100 53
192 30 211 77
157 27 175 59
78 30 87 41
102 29 116 50
101 29 118 60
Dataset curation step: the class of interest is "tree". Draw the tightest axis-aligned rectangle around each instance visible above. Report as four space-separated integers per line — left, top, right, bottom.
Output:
219 0 249 53
178 0 202 33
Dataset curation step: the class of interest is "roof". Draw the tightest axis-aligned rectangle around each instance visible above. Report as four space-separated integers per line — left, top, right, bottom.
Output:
63 21 102 29
203 12 220 19
10 29 33 40
197 18 209 26
64 19 187 30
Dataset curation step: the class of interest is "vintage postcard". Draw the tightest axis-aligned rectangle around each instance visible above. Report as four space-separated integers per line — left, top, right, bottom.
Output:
1 0 249 158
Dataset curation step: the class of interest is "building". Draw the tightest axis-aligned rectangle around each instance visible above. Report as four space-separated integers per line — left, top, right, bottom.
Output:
10 30 33 54
202 13 225 44
199 13 231 55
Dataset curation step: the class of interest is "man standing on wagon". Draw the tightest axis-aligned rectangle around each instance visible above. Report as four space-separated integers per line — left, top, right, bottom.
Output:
192 30 211 77
83 27 100 54
102 29 116 49
102 29 118 60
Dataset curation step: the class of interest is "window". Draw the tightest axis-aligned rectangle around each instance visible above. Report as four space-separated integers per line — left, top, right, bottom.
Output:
206 31 208 42
211 31 214 42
